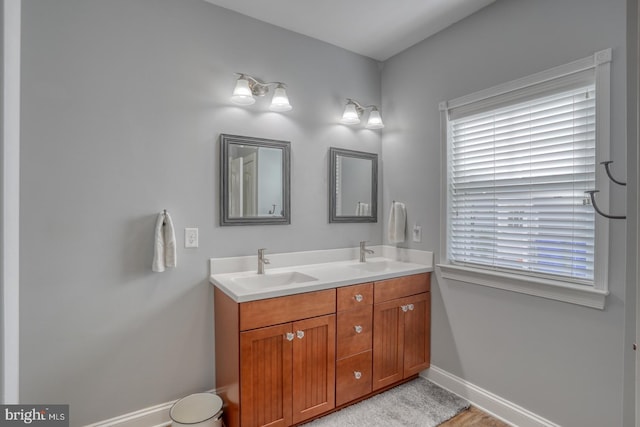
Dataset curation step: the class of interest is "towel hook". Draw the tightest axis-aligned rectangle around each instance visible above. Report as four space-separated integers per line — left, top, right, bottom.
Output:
585 190 626 220
601 161 626 186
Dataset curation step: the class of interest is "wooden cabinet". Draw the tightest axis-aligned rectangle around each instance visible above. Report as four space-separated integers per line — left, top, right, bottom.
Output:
372 274 431 391
216 288 335 427
214 272 430 427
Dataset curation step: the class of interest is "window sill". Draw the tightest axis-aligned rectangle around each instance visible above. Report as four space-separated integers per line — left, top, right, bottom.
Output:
436 264 608 309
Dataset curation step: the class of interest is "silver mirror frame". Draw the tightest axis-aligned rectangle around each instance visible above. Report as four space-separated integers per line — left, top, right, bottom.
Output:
220 134 291 226
329 147 378 223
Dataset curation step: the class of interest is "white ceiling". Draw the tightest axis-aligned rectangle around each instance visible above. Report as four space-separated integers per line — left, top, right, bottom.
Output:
203 0 495 61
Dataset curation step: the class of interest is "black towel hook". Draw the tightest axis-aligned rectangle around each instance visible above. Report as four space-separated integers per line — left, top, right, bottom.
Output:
601 161 626 186
585 190 626 220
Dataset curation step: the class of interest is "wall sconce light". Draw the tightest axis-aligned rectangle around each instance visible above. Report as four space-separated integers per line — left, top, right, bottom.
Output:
340 98 384 129
231 73 292 112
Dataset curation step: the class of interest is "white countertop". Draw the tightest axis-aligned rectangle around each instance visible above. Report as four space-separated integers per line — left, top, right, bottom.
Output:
209 246 434 302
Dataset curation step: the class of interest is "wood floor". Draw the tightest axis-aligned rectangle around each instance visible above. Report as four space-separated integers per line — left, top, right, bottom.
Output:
440 406 511 427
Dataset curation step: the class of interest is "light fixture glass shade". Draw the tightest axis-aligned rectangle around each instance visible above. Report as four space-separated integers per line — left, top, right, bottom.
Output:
231 77 255 105
340 103 361 125
269 85 292 112
366 109 385 129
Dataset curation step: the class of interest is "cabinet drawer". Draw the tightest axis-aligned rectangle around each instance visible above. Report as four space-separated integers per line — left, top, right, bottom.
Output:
239 289 336 331
337 283 373 311
336 351 372 407
374 273 430 303
337 306 372 359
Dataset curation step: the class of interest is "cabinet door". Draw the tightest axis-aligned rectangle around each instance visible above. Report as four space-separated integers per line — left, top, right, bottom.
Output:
372 299 404 391
292 314 336 424
240 324 293 427
373 293 431 391
403 292 431 377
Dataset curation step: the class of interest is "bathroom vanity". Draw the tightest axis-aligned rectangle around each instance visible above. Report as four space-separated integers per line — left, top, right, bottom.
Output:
211 248 432 427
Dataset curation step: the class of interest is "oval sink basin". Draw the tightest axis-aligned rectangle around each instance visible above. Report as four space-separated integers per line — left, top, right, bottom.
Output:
348 260 402 273
232 271 318 290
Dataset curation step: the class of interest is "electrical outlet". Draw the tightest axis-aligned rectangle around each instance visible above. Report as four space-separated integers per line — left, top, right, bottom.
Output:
412 225 422 242
185 228 199 248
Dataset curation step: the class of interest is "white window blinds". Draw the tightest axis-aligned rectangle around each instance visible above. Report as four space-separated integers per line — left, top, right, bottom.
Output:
447 84 596 284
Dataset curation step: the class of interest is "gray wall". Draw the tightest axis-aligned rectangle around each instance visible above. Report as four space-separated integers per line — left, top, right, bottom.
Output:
19 0 381 424
381 0 629 426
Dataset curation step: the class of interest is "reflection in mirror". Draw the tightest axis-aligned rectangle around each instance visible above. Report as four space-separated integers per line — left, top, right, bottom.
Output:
220 134 290 225
329 147 378 223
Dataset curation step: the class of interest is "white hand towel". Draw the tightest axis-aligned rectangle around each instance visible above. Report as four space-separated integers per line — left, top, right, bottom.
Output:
355 202 370 216
388 202 406 244
152 211 177 272
163 211 177 268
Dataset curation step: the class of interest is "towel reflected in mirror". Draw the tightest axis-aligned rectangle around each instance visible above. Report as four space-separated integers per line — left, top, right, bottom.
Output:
355 201 370 216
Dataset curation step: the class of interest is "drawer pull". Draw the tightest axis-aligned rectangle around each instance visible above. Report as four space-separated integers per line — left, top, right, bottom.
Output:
296 330 305 339
354 294 364 303
354 371 362 380
354 325 363 334
285 332 295 341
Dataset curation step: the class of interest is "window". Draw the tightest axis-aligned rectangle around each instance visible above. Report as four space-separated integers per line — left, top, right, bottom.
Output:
449 86 596 282
438 50 611 309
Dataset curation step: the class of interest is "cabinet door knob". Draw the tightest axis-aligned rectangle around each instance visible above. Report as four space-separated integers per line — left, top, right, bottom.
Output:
401 305 409 312
353 371 362 380
354 325 363 334
408 304 415 311
354 294 364 303
285 332 295 341
296 330 305 339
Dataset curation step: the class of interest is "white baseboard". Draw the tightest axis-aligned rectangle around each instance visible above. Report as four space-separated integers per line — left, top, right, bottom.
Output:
83 390 215 427
422 365 561 427
83 401 172 427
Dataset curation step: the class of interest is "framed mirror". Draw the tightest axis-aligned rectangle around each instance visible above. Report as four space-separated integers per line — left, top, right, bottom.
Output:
220 134 290 226
329 147 378 223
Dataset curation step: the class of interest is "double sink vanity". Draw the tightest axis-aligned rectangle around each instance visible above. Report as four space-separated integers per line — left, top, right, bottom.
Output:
210 245 433 427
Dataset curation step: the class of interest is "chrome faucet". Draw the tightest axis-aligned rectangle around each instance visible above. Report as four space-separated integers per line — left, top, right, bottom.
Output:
257 248 270 274
359 241 374 263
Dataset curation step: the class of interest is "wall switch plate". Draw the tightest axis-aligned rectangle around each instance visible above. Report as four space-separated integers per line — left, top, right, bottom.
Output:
412 225 422 242
185 228 198 248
